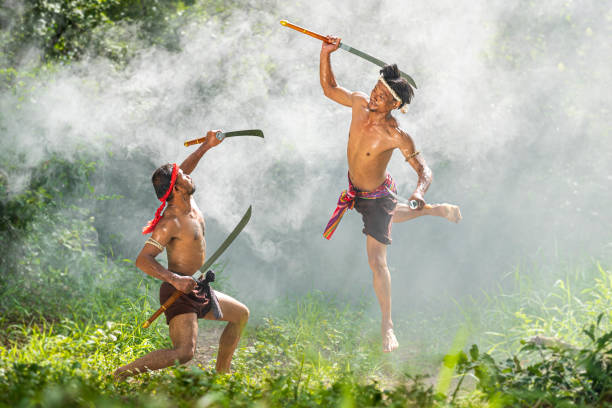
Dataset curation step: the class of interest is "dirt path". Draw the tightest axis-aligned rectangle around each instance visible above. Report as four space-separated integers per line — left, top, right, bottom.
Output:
188 323 224 369
186 322 473 396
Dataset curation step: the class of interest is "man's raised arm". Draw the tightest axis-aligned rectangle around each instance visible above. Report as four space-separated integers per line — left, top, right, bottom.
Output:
180 129 223 175
320 36 355 107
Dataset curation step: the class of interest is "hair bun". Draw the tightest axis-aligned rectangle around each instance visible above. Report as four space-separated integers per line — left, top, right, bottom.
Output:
380 64 400 80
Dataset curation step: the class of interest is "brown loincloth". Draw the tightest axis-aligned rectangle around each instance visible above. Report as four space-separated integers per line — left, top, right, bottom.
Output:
159 281 214 325
354 194 397 245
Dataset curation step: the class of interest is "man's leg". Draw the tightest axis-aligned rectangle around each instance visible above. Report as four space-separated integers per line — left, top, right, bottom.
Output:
204 291 249 373
392 203 462 224
366 235 398 352
113 313 198 379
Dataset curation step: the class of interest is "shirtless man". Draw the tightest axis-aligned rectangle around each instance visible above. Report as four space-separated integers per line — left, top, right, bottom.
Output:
320 37 461 352
113 130 249 378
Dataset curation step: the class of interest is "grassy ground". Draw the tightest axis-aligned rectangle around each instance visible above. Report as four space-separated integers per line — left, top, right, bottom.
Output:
2 261 612 407
2 156 612 406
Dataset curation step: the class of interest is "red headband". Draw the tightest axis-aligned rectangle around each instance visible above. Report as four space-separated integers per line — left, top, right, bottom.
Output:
142 163 178 234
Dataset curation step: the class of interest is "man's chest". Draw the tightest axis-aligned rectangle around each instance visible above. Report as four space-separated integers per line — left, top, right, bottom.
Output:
177 212 206 243
348 125 393 159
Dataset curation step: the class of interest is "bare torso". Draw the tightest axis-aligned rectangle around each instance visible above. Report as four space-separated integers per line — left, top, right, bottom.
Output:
347 96 402 191
316 38 460 354
164 197 206 276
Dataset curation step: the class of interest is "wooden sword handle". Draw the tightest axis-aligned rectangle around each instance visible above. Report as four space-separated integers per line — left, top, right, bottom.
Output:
280 20 333 43
184 132 224 147
142 290 183 328
184 137 206 147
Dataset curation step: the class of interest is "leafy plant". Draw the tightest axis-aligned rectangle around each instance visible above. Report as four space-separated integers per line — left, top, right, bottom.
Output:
454 314 612 407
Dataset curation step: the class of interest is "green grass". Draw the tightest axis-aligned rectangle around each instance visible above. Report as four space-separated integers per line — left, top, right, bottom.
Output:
465 260 612 355
0 290 447 407
3 155 612 406
3 263 612 407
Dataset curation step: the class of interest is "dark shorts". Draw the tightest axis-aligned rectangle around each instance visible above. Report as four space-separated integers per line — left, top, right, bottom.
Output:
354 194 397 245
159 281 214 325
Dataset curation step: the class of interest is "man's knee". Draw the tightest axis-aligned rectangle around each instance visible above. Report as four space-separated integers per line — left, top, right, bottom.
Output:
175 345 196 364
224 302 249 326
368 255 388 273
238 305 250 326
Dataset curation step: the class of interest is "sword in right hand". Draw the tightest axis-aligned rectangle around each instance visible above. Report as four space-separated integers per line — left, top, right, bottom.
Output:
280 20 417 89
184 129 264 147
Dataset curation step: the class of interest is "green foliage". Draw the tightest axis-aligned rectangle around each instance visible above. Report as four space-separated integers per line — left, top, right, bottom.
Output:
0 154 94 233
29 155 96 200
472 262 612 355
0 0 241 69
0 295 446 408
3 0 161 63
0 153 147 325
453 316 612 407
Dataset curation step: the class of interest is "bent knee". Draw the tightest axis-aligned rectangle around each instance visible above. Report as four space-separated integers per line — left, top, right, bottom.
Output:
175 346 195 364
238 305 250 325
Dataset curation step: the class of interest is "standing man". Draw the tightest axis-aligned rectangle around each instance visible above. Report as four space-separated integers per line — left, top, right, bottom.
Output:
113 130 249 378
320 37 461 352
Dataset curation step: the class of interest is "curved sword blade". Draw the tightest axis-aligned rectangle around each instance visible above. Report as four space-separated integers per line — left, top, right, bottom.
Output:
185 130 264 146
339 43 418 89
216 129 264 141
199 205 252 274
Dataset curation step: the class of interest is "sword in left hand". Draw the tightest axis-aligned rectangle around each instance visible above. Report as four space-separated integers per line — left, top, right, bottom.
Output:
184 129 264 147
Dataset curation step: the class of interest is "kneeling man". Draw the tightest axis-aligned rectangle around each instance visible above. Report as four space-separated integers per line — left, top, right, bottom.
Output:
114 130 249 378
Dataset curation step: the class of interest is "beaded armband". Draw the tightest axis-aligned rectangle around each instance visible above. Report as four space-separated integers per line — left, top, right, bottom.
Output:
405 150 420 161
145 237 164 251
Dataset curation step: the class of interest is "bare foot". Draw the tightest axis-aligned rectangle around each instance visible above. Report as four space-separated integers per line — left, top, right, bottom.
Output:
112 367 143 381
439 204 462 223
382 328 399 353
112 369 126 381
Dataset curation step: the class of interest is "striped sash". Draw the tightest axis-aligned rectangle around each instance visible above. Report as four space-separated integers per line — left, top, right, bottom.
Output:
323 173 396 240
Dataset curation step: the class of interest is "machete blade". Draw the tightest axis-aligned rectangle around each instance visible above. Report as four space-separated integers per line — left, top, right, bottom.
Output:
198 205 252 274
223 129 264 138
216 129 264 141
